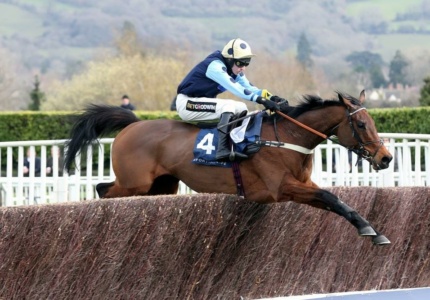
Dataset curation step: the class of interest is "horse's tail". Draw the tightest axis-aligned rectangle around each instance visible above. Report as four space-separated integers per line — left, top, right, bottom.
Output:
64 104 140 172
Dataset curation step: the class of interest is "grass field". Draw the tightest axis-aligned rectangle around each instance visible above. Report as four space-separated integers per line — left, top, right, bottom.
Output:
16 0 82 12
345 0 423 20
375 33 430 60
345 0 430 61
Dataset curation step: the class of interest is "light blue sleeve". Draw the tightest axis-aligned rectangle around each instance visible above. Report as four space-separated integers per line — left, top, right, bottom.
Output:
206 60 262 102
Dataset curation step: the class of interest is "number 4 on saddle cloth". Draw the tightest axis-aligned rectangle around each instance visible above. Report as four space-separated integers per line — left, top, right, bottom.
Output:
192 111 265 167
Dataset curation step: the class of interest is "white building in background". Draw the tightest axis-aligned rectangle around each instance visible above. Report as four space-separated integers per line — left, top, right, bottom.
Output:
369 89 385 101
367 83 424 106
368 88 402 102
388 93 401 103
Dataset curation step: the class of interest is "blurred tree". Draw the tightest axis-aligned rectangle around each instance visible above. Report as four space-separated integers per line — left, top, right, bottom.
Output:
28 75 46 111
42 53 189 111
296 32 313 69
345 51 386 88
369 65 387 88
346 51 384 71
419 76 430 106
0 47 29 110
404 50 430 87
114 21 143 57
388 50 409 88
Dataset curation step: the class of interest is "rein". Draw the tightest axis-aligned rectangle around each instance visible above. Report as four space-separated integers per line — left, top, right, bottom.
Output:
276 110 328 139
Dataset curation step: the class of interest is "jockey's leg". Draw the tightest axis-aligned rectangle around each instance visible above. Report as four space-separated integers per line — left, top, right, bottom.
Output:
216 112 234 160
216 112 248 161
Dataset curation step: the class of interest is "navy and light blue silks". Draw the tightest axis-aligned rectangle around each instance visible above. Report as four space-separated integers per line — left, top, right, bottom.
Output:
177 51 262 102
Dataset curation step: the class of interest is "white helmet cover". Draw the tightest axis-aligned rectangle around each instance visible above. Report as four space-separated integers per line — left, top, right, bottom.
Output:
221 38 255 59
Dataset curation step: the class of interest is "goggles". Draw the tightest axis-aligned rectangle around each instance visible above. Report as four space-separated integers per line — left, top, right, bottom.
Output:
234 59 251 67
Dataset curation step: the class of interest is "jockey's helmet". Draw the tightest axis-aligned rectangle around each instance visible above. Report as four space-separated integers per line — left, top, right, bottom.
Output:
221 38 255 60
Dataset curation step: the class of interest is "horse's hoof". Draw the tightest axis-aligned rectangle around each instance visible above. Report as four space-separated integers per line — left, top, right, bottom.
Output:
358 226 377 236
372 235 391 246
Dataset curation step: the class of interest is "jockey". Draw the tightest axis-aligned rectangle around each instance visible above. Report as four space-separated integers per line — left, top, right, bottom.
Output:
176 38 288 161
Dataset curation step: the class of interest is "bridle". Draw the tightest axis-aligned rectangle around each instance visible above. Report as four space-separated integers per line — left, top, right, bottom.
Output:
334 107 384 166
276 105 384 166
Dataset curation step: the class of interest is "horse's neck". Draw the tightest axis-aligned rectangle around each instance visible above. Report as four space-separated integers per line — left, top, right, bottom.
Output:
307 106 344 133
281 106 344 147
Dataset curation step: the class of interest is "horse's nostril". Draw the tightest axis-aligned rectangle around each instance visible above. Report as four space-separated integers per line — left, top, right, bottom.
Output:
382 155 393 165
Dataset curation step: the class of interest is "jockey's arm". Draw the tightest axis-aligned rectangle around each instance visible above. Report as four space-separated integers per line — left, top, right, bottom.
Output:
206 60 262 102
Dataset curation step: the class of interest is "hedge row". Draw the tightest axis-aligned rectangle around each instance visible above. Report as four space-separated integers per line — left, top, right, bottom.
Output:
0 107 428 142
370 106 430 134
0 111 180 142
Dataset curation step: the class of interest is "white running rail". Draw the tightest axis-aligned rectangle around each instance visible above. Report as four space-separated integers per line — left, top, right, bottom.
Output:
0 134 428 206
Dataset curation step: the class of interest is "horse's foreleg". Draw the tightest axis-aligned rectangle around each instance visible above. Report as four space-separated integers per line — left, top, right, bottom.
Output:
279 181 390 245
314 189 389 245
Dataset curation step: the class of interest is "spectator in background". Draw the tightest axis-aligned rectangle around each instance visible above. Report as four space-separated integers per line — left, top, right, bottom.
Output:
23 147 41 177
46 145 64 176
120 95 135 110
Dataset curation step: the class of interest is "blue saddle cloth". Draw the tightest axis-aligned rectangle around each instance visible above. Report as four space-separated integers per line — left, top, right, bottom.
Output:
192 112 264 167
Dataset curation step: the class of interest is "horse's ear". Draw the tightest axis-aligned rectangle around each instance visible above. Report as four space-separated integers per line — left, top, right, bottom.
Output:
359 89 366 104
337 92 352 107
337 90 364 109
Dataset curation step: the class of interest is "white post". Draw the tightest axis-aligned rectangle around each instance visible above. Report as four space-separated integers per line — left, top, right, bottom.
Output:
86 145 94 200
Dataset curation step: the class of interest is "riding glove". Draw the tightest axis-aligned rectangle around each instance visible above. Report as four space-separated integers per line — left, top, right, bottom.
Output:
270 95 289 105
261 89 273 99
262 89 289 106
256 96 280 111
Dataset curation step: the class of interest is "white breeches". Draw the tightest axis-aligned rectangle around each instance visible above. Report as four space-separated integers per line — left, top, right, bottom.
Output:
176 94 248 122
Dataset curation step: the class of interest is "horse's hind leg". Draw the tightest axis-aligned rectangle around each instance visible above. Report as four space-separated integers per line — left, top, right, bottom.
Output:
96 175 180 198
96 180 150 198
96 181 137 198
96 182 115 198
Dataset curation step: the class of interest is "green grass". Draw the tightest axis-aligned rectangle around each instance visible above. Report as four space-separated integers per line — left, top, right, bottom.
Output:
345 0 430 61
0 3 45 37
375 34 430 61
16 0 52 6
16 0 84 12
387 20 430 31
346 0 422 20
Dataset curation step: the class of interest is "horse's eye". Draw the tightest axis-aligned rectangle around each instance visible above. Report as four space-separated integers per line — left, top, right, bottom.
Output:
357 121 366 129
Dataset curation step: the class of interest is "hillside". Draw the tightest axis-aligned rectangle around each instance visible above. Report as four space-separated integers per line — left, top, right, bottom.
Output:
0 0 430 110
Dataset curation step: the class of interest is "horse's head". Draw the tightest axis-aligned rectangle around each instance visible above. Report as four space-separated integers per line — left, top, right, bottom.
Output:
336 90 392 170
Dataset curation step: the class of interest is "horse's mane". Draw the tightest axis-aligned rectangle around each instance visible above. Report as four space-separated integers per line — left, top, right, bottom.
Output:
286 95 342 118
266 92 361 122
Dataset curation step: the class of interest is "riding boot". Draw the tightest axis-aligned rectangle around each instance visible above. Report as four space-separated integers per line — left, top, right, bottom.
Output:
216 130 233 161
216 112 248 161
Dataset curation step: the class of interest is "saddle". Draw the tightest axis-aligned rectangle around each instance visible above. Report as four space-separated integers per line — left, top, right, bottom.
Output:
192 111 266 167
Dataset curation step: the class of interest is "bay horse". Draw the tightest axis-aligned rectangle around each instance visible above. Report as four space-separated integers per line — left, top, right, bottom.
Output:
64 90 392 245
